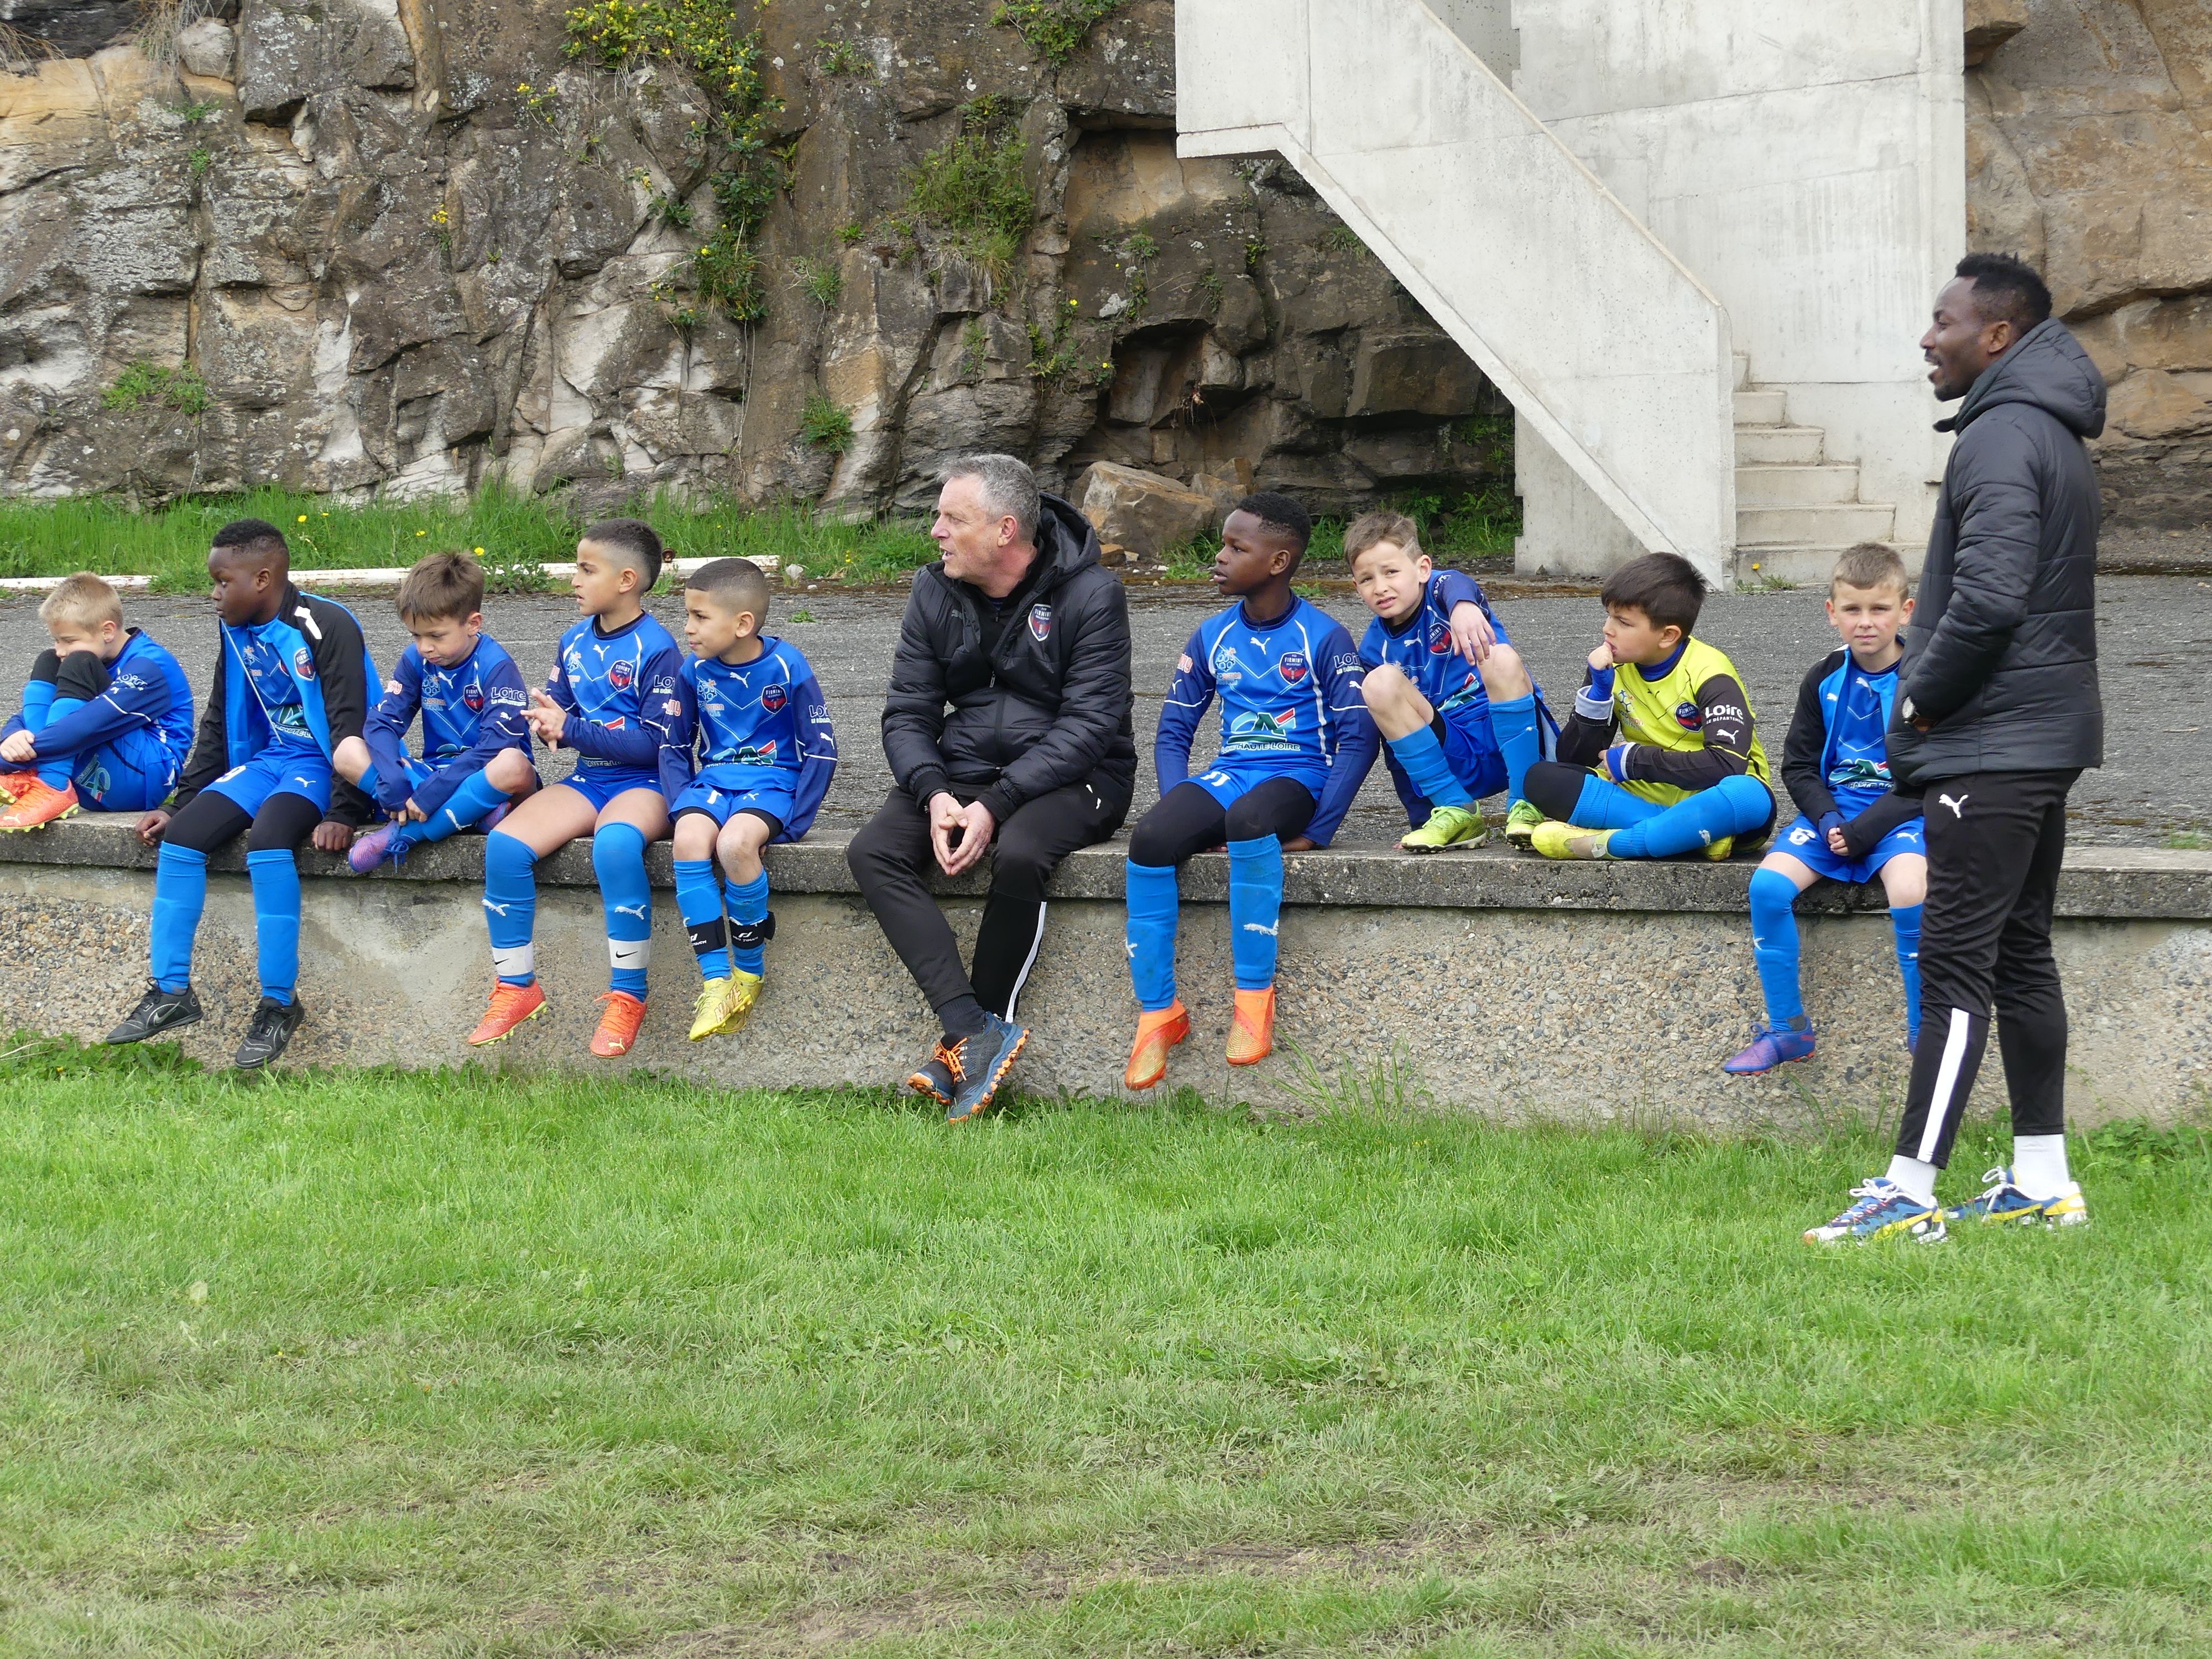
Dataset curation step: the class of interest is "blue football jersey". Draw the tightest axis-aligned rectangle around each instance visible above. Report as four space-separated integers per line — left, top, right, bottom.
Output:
2 628 194 765
1820 658 1902 815
229 615 317 749
675 638 838 838
363 634 532 818
546 611 688 776
1156 596 1377 846
1358 570 1511 723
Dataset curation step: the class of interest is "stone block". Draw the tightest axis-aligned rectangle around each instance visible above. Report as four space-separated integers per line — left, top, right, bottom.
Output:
1964 0 2029 66
178 18 238 80
1348 327 1486 419
1076 461 1218 557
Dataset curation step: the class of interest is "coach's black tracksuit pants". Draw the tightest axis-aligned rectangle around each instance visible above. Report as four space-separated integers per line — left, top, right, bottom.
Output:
847 779 1130 1027
1893 768 2079 1168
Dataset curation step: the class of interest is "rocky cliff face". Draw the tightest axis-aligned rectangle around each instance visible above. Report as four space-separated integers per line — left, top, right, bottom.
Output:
1968 0 2212 536
0 0 1506 530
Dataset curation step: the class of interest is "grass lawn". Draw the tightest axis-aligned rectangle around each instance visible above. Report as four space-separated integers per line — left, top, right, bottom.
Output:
3 1037 2208 1657
0 491 941 593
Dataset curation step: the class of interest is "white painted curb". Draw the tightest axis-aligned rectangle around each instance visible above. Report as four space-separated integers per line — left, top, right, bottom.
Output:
0 554 780 597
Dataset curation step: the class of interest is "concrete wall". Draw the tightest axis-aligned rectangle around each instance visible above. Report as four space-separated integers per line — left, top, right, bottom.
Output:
1178 0 1740 583
1510 0 1966 564
6 817 2209 1133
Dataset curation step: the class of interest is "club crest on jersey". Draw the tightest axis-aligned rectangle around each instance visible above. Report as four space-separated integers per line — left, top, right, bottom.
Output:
1427 622 1452 655
1279 650 1310 685
293 646 315 680
607 658 634 691
1674 700 1702 731
462 685 485 712
1029 603 1052 641
760 682 788 713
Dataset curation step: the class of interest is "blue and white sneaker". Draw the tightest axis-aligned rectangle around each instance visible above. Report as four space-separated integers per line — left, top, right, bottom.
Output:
1723 1024 1817 1076
1944 1167 2089 1229
1803 1177 1947 1245
944 1014 1027 1124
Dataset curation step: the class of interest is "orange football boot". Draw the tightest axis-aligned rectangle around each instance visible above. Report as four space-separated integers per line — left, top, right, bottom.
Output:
589 990 647 1057
0 770 41 803
0 778 79 831
1226 987 1276 1066
466 980 546 1046
1124 1000 1191 1091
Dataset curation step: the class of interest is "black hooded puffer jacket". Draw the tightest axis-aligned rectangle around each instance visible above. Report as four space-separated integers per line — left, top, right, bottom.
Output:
880 492 1137 823
1888 317 2107 785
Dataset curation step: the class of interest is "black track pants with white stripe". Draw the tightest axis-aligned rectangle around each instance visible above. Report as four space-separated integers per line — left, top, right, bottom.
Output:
847 778 1130 1025
1893 768 2080 1168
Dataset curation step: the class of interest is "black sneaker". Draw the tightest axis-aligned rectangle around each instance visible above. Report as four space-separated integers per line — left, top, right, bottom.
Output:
905 1042 956 1107
234 997 304 1070
105 982 202 1045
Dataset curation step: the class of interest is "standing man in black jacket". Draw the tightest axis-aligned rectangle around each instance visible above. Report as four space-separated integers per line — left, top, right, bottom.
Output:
848 453 1136 1123
1807 254 2106 1246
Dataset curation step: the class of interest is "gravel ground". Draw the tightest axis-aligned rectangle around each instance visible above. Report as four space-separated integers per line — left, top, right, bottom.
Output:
4 573 2204 846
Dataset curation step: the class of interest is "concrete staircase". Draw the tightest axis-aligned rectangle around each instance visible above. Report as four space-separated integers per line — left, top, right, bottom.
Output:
1731 353 1897 587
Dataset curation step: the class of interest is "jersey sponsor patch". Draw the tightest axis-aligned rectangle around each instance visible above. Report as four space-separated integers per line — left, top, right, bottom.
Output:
734 742 778 765
1178 653 1193 673
1280 650 1309 685
386 678 405 695
761 682 787 712
293 646 316 680
1226 707 1298 748
1029 603 1052 641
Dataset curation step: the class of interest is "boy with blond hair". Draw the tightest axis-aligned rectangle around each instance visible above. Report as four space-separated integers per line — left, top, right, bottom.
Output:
1345 511 1551 852
334 550 538 870
1728 543 1927 1078
0 573 194 830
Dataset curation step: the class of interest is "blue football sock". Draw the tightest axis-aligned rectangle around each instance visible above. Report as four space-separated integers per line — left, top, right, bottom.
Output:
674 858 729 980
1490 693 1541 802
1747 867 1808 1030
726 871 770 975
1227 834 1285 992
1606 774 1771 859
34 695 83 790
405 766 510 847
1891 901 1924 1046
593 822 653 998
482 830 539 986
1125 860 1181 1012
1387 722 1473 811
245 848 301 1005
1569 773 1664 832
149 843 208 992
19 676 54 734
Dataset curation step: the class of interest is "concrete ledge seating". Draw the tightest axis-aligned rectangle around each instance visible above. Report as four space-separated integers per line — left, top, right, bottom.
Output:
2 815 2208 1129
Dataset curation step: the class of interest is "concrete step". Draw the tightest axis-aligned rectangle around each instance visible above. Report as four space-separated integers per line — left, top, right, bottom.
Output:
1735 463 1863 507
1732 351 1751 390
1736 502 1897 544
1734 545 1857 587
1734 424 1824 465
1733 388 1786 426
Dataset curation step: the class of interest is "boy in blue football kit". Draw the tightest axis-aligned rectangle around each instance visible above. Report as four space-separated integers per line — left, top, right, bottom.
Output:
468 519 688 1058
104 519 380 1070
1343 511 1551 852
0 573 193 830
1123 493 1377 1089
669 558 837 1042
336 551 539 872
1728 544 1928 1077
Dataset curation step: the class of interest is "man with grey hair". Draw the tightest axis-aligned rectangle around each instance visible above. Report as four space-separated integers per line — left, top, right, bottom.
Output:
848 453 1136 1121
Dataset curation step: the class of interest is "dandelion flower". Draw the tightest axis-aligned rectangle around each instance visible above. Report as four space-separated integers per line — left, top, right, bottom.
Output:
474 547 486 555
297 514 307 522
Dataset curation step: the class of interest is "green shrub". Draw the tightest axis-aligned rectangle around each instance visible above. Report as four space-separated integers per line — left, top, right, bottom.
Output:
906 127 1034 283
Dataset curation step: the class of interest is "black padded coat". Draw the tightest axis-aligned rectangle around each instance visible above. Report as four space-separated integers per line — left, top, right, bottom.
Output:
880 492 1137 823
1888 318 2107 786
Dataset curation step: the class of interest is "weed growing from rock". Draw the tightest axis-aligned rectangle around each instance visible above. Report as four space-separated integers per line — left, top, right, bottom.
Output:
800 393 854 455
792 257 843 310
990 0 1124 62
815 34 869 76
904 107 1034 287
101 363 210 419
